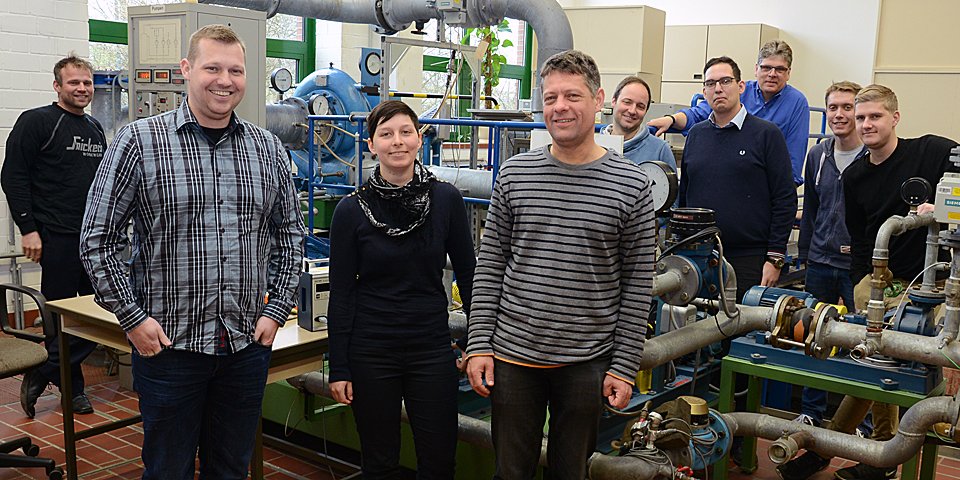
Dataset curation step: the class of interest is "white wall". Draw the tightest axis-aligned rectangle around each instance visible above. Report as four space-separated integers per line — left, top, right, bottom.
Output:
1 0 91 301
556 0 881 112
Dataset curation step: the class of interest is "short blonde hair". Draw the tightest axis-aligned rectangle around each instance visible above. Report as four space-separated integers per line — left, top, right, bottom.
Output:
855 84 898 114
187 24 246 62
824 81 861 105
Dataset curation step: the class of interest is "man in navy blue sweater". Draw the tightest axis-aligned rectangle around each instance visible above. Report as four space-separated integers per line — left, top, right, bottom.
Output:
679 56 797 302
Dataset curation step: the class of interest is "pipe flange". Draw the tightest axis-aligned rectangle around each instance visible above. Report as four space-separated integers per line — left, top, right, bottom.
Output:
265 0 281 19
657 255 701 306
907 284 946 303
939 229 960 249
770 295 804 350
373 0 402 35
280 96 308 150
466 0 506 28
807 303 838 359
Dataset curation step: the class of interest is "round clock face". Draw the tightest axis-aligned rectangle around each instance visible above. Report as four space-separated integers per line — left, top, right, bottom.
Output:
364 51 382 76
637 160 678 215
270 67 294 93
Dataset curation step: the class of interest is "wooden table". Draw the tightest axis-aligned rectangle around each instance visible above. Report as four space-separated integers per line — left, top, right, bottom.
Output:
48 295 328 480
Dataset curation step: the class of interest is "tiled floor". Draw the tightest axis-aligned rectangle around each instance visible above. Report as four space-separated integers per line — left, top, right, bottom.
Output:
4 353 960 479
0 361 351 479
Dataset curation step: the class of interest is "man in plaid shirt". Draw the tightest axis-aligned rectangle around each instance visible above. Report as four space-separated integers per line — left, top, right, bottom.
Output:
81 25 304 479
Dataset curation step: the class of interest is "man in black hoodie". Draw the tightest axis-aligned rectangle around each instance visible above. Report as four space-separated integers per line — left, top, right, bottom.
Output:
1 54 105 418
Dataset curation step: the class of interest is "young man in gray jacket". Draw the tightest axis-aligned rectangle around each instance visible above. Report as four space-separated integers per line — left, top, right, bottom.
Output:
779 81 871 479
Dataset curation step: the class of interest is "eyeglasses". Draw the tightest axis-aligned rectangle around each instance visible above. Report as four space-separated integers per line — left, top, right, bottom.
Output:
703 77 736 89
758 65 790 74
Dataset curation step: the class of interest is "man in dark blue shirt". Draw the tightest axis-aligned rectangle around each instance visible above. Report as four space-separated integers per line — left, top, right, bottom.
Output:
679 56 797 301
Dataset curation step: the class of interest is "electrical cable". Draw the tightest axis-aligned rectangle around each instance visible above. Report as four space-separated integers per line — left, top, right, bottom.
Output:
658 226 721 261
888 261 949 326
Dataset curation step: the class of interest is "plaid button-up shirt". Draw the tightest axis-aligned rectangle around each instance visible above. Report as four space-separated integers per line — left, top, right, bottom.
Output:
81 100 305 354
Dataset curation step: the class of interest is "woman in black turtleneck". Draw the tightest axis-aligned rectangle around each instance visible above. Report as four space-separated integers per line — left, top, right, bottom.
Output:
326 100 476 478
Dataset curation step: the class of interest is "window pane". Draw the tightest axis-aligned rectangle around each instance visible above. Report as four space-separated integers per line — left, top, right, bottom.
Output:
267 14 304 41
90 42 129 71
266 57 299 103
89 0 170 22
492 78 520 110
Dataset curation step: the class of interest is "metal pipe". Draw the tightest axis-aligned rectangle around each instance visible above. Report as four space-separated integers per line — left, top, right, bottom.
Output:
819 319 960 368
266 99 309 147
922 223 941 290
944 250 960 345
197 0 572 92
587 452 677 480
637 305 773 370
652 271 683 297
425 165 493 199
723 395 960 468
855 213 938 359
504 0 574 117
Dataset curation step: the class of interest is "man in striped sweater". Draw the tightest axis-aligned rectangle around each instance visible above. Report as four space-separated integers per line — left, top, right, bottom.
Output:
465 50 657 479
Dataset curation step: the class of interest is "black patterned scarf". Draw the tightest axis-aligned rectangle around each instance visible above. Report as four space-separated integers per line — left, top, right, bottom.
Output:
356 161 436 236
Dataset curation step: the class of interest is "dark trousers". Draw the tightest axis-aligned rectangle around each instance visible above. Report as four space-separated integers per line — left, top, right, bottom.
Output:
37 229 96 394
800 261 858 424
490 357 608 480
350 343 458 480
132 343 272 480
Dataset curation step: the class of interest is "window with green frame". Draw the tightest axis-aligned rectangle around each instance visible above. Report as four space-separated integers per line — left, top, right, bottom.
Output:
88 6 316 94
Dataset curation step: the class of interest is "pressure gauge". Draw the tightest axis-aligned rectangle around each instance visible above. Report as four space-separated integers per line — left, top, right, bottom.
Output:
308 94 330 116
270 67 294 93
901 177 932 207
363 50 383 77
637 160 678 216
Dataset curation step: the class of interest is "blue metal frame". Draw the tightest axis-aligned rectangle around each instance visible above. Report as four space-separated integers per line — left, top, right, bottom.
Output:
304 114 609 242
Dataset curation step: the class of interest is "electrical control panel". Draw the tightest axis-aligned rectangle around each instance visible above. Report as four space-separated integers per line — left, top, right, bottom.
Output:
127 3 266 126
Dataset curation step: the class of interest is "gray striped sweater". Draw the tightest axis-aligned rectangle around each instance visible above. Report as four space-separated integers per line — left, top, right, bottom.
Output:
466 146 656 382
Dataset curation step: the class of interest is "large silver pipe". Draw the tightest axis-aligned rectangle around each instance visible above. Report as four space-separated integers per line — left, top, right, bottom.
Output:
202 0 380 24
819 319 960 368
266 98 309 148
197 0 571 83
425 166 493 199
504 0 574 116
723 395 959 468
637 305 773 370
288 371 548 465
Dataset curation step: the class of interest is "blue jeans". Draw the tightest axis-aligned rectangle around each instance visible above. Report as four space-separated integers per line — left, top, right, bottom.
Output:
132 342 272 480
349 343 459 479
491 357 608 480
801 262 857 424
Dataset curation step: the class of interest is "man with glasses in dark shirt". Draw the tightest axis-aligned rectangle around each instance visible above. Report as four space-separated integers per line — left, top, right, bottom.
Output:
81 25 304 479
650 40 810 185
679 56 797 301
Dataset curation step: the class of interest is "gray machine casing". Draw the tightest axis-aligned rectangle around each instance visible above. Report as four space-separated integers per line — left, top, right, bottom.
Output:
127 3 266 126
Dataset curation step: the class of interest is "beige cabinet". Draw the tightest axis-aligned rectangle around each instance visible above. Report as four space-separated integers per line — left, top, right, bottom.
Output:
565 5 666 101
661 23 778 105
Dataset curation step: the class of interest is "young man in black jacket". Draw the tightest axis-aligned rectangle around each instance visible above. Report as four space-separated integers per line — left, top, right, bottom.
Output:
1 55 106 418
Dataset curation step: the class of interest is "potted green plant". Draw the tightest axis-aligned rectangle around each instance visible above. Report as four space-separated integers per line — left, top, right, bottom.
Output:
463 19 514 109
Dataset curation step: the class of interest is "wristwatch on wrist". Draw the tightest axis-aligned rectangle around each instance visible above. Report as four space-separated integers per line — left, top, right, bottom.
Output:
766 256 786 269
